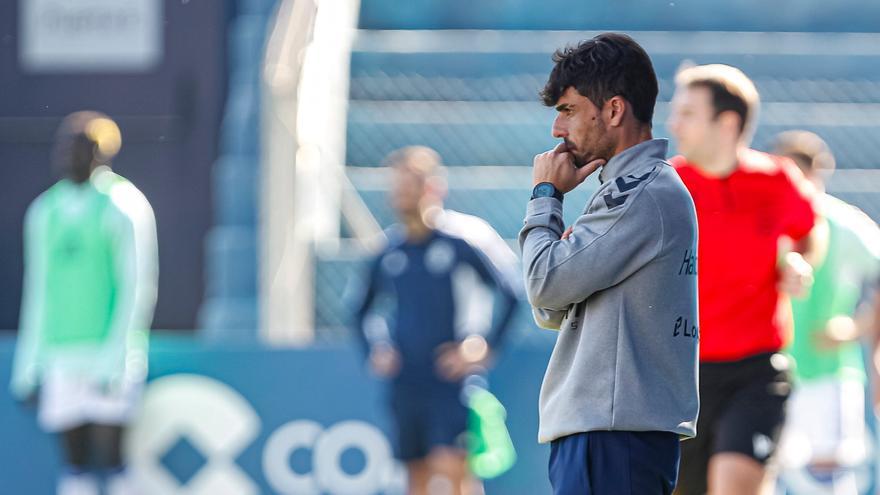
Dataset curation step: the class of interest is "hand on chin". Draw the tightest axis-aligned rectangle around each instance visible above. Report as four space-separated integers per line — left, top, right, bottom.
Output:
533 144 605 192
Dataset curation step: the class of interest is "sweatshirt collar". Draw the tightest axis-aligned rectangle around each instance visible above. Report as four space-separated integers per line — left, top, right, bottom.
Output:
598 138 668 184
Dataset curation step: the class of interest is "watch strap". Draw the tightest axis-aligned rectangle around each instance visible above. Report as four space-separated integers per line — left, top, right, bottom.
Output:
531 182 564 202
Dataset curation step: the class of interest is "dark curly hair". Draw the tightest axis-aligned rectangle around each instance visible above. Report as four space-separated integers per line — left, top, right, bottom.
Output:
540 33 658 125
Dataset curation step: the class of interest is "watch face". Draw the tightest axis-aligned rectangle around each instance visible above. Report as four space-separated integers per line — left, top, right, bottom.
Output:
536 183 554 197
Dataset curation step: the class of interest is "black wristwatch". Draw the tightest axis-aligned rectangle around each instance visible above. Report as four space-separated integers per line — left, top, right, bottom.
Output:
531 182 564 202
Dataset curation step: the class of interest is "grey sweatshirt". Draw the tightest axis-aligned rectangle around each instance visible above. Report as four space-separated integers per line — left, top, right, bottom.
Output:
519 139 699 443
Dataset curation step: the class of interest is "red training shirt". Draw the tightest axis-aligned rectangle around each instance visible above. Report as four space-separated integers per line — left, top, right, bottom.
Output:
673 149 815 362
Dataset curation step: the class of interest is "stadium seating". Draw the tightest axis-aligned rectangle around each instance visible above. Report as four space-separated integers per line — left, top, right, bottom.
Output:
314 1 880 337
358 0 880 32
199 4 272 336
200 0 880 340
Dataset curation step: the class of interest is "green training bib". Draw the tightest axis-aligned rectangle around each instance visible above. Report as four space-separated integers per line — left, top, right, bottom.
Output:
41 181 118 347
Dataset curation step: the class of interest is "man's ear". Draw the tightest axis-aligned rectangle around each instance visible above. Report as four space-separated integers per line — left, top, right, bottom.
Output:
606 96 627 127
717 110 742 138
425 175 448 201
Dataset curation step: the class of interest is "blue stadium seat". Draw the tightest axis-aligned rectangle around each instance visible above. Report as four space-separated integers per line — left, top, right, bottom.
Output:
359 0 880 31
350 52 553 80
346 121 552 166
315 256 365 330
213 156 258 227
354 187 594 240
197 297 259 339
204 226 257 299
351 51 880 82
347 117 880 169
219 81 260 156
751 126 880 169
331 0 880 342
237 0 279 17
350 72 880 104
229 15 269 74
199 4 269 337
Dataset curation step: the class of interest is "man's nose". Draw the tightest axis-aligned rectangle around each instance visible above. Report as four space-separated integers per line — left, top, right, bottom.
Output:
552 115 566 139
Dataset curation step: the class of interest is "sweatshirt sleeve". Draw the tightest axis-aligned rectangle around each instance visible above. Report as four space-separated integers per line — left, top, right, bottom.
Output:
10 200 48 400
352 254 385 356
457 239 519 348
96 183 158 386
519 181 663 311
532 307 566 330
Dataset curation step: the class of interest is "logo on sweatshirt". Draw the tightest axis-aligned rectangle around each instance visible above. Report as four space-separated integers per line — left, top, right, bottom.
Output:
615 171 652 192
603 171 652 209
381 250 408 277
678 249 697 276
425 240 455 275
673 316 698 339
603 192 628 209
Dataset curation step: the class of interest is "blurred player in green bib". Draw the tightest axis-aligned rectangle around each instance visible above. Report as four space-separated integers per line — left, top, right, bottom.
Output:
10 111 158 495
774 131 880 495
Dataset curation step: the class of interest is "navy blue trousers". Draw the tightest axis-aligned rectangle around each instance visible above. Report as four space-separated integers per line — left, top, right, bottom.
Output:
549 430 680 495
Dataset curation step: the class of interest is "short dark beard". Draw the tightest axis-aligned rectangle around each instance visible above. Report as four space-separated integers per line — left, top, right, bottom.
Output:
570 121 613 168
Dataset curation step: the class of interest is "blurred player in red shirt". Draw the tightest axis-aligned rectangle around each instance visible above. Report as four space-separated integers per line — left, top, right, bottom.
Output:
667 64 817 495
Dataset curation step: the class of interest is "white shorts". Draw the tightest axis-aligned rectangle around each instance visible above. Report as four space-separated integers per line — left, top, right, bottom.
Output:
38 367 143 432
778 377 868 467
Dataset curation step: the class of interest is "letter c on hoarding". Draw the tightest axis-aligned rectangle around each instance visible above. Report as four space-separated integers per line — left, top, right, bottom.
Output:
263 420 394 495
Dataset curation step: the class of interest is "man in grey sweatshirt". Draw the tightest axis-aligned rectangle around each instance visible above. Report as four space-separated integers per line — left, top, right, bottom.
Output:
519 33 700 494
